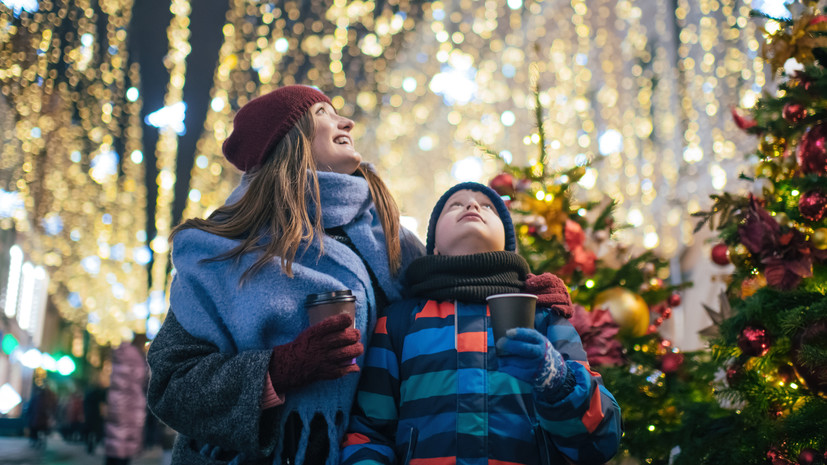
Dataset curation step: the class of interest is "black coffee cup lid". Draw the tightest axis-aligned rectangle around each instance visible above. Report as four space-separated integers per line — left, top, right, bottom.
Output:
305 290 356 306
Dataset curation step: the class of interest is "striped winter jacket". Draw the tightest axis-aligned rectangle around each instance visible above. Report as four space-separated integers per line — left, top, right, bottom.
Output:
341 299 622 465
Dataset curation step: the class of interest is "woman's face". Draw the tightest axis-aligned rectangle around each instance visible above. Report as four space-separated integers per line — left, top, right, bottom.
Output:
309 102 361 174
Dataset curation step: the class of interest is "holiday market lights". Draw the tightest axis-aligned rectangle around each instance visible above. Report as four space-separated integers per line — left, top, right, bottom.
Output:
0 0 149 347
353 0 767 255
1 0 770 347
183 0 768 261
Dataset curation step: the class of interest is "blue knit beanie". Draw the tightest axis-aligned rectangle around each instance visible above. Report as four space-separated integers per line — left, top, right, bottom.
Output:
426 182 516 255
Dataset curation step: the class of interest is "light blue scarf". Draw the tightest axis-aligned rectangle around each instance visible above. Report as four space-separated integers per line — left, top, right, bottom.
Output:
169 170 420 465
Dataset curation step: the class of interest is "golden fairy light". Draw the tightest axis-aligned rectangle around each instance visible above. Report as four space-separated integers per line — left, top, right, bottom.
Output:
149 0 191 300
0 0 148 346
2 0 771 343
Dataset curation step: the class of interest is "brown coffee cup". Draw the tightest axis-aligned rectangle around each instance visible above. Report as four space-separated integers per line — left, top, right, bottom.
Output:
486 293 537 343
305 290 357 327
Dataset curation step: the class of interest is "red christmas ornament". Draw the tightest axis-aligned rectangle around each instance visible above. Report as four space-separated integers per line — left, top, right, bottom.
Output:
797 123 827 175
738 325 771 357
782 103 808 123
731 107 758 130
660 352 685 374
798 448 820 465
489 173 516 197
711 243 730 266
662 307 673 319
799 190 827 222
668 293 681 307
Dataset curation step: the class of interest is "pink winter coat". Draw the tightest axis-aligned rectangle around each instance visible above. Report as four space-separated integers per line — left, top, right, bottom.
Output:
104 342 148 459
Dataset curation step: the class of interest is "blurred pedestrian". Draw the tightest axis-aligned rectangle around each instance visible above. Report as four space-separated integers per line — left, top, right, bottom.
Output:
27 379 57 449
84 379 107 454
63 382 85 442
103 335 148 465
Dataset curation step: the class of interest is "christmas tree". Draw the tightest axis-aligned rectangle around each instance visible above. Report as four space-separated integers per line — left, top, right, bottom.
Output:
478 73 725 464
686 2 827 463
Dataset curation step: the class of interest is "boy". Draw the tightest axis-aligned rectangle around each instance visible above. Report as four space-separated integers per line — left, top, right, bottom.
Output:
341 182 622 465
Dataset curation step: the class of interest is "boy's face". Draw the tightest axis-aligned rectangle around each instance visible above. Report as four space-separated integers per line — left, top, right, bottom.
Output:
433 189 506 256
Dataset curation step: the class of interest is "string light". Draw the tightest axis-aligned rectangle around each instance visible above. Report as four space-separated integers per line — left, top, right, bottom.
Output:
3 0 770 340
149 0 191 300
332 0 761 258
1 0 147 347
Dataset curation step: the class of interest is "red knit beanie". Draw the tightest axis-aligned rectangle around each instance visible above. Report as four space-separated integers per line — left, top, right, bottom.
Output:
222 85 332 172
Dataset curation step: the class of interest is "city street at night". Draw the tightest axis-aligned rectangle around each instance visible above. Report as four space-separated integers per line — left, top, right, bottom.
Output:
0 435 163 465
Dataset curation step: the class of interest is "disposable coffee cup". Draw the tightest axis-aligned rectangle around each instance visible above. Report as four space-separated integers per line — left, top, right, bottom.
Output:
305 290 357 327
486 293 537 343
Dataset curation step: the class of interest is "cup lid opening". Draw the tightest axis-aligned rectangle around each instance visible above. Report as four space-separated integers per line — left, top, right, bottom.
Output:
485 293 538 301
305 290 356 306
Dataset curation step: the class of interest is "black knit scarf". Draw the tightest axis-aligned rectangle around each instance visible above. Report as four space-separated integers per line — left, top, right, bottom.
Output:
405 251 530 304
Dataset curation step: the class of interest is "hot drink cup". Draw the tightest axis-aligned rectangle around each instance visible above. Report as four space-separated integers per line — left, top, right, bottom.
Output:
305 290 357 327
486 293 537 345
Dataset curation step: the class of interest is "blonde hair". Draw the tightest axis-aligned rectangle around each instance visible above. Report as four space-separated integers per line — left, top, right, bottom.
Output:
170 111 402 284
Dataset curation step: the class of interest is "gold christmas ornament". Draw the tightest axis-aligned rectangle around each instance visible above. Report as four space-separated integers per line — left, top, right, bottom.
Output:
754 160 780 179
759 136 786 158
728 243 751 268
592 287 650 339
774 212 791 227
812 228 827 250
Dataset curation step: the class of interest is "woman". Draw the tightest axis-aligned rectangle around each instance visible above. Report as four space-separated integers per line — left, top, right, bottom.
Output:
147 85 425 465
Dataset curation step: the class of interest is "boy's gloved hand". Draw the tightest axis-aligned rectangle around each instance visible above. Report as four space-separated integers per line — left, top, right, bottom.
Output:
496 328 567 392
269 313 363 392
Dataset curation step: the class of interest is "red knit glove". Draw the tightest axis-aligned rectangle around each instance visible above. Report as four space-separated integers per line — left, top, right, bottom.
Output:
269 313 363 392
525 272 573 318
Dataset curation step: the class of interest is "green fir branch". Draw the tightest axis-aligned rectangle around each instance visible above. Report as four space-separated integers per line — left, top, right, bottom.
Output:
592 199 618 232
532 81 548 173
692 193 751 234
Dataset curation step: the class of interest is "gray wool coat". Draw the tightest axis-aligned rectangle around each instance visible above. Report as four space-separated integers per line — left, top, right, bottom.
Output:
147 311 278 464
